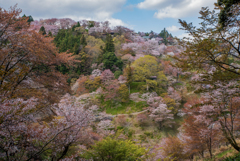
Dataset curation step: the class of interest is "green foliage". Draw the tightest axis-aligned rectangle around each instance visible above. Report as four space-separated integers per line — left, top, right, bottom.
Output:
145 79 157 91
56 64 69 74
33 63 51 73
54 28 83 53
118 84 129 103
216 149 233 159
129 82 146 93
124 61 134 86
132 55 158 82
88 21 95 28
157 71 168 86
103 52 123 72
217 0 239 28
22 14 34 23
105 34 115 53
39 26 46 35
114 70 123 79
127 129 135 138
144 131 153 139
27 15 34 23
80 35 87 47
159 28 173 45
163 96 177 114
48 31 52 37
224 152 240 161
103 100 148 115
84 136 147 161
85 76 101 92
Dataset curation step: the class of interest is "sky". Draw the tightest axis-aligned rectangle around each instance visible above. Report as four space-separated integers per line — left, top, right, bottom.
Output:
1 0 217 38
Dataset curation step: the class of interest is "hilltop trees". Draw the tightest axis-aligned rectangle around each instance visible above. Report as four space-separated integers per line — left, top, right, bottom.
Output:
22 14 34 23
159 28 173 45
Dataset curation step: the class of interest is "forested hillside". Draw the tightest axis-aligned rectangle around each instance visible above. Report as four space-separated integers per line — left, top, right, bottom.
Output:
1 2 240 160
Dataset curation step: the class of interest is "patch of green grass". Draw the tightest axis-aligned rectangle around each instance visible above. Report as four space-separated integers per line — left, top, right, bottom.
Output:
103 100 148 115
224 152 240 161
130 82 146 93
217 149 233 158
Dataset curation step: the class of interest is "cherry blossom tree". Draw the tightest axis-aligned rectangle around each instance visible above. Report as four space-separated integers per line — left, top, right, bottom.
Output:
0 94 92 160
167 87 181 105
97 120 115 136
100 69 115 84
122 39 162 57
149 103 174 130
181 81 240 153
103 79 120 103
198 81 240 152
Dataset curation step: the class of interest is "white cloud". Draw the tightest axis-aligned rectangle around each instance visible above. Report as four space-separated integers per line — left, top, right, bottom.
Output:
106 18 128 28
177 33 193 39
137 0 216 19
166 25 179 32
1 0 127 25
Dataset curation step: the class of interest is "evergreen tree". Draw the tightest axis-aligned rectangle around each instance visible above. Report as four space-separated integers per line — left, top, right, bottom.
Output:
73 43 80 55
103 52 123 72
76 21 80 27
27 15 34 23
97 45 104 64
217 0 239 28
59 38 68 52
80 35 87 46
88 21 94 28
105 34 115 53
39 26 46 35
48 31 52 37
159 28 173 45
67 34 74 50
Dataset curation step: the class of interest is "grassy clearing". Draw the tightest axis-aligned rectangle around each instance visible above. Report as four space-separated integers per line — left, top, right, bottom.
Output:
103 100 148 115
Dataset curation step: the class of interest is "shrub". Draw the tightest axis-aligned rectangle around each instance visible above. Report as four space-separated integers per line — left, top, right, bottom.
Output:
84 136 147 161
114 70 123 79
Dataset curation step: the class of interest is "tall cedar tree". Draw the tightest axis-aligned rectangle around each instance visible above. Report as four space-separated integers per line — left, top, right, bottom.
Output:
39 26 46 35
80 34 87 47
105 34 115 52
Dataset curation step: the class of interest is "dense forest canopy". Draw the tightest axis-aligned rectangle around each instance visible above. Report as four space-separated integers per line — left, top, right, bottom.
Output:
0 1 240 160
